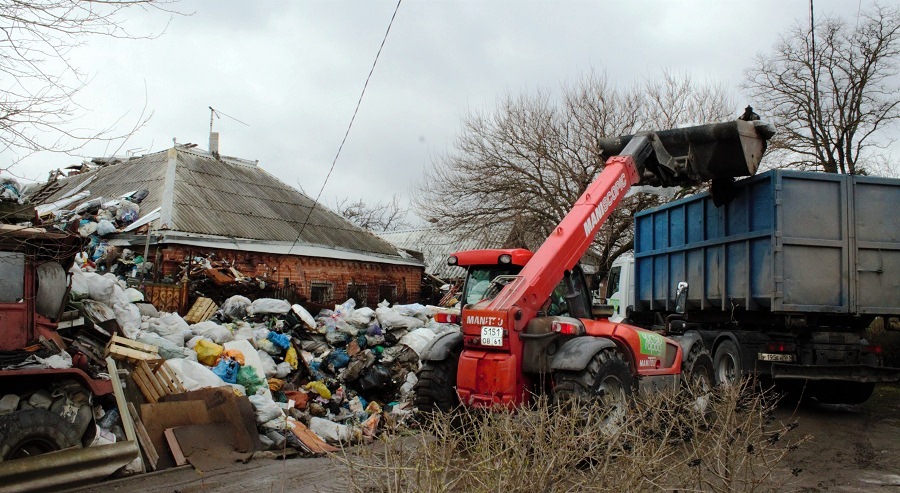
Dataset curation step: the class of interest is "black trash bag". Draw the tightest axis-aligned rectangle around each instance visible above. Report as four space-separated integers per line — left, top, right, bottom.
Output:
358 364 393 391
131 189 150 203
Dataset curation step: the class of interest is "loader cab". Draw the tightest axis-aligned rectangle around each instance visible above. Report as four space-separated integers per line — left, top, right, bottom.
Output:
448 249 533 308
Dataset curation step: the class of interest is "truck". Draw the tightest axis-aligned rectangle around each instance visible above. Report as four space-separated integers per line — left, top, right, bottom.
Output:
0 220 139 491
603 169 900 403
414 117 776 411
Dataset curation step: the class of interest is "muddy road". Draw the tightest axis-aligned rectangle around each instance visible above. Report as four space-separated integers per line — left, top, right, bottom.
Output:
63 385 900 493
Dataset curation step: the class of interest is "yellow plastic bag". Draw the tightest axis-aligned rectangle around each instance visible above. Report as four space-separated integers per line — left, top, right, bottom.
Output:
285 346 298 369
268 378 285 392
195 339 224 366
305 380 331 399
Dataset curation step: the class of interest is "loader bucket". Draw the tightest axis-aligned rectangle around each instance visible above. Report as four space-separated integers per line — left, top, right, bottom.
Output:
598 119 775 187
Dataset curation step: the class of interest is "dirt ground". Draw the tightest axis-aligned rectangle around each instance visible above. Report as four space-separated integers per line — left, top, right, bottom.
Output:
62 385 900 493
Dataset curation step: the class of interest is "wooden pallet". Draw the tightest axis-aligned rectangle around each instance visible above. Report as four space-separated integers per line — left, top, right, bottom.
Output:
184 297 218 324
133 359 186 403
105 334 160 362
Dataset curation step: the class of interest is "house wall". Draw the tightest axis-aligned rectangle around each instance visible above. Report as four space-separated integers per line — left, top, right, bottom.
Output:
154 244 422 306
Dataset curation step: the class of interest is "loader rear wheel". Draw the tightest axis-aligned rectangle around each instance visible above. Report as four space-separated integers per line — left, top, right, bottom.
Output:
414 355 460 415
554 348 633 433
0 409 82 461
713 340 743 386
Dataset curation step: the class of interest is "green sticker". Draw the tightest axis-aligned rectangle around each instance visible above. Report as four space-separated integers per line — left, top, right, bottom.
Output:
637 331 664 357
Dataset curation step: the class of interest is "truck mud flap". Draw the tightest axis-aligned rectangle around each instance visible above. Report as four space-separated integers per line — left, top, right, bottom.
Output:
771 363 900 383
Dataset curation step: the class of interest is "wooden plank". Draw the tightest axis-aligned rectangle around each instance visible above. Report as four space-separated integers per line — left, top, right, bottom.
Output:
108 334 158 354
128 402 159 471
132 367 160 403
107 345 159 362
106 357 144 473
289 418 339 454
184 297 217 324
141 401 210 470
163 428 188 466
140 360 169 398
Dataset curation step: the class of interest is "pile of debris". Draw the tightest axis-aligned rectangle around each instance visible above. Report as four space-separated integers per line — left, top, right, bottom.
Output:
13 260 458 462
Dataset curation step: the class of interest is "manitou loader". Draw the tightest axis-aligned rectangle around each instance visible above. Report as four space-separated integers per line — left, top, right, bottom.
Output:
414 117 775 411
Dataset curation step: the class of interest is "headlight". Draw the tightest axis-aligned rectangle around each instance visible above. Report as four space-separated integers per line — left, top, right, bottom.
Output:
447 256 458 266
498 254 512 264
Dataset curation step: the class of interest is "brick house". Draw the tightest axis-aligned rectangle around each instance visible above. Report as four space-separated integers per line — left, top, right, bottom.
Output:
35 145 424 308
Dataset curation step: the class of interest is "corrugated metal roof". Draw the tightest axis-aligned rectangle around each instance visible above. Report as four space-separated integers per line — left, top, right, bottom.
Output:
379 226 511 279
34 147 416 263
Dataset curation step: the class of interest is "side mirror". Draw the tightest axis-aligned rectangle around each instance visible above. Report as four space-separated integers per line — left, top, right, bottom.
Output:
675 281 688 314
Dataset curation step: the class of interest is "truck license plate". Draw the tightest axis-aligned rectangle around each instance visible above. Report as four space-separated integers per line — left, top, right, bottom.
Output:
758 353 796 363
481 326 503 346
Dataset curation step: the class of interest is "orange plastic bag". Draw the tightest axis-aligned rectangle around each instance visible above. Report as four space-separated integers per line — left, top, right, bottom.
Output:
223 349 245 366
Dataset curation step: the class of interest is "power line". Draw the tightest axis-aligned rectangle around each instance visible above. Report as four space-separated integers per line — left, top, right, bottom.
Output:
287 0 402 255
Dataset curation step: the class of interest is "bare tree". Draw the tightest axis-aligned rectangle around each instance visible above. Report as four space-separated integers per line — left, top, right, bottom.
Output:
414 70 734 276
743 3 900 174
0 0 180 170
334 194 410 232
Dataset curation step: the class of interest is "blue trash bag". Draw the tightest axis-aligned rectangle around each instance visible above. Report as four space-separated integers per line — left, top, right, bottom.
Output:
267 331 291 350
212 359 240 384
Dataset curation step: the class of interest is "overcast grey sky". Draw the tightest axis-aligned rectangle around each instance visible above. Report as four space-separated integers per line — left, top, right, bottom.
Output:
6 0 880 221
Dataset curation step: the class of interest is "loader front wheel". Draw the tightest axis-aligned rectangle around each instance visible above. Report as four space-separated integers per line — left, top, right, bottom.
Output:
554 348 633 433
414 355 460 415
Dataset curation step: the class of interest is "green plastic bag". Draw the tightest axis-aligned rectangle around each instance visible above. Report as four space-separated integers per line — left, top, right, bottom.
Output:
236 365 265 396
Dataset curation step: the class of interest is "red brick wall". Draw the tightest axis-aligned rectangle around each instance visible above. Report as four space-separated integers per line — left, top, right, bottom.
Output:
154 244 422 306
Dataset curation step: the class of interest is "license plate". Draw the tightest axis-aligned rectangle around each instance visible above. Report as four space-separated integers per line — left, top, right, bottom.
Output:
481 326 504 346
758 353 796 362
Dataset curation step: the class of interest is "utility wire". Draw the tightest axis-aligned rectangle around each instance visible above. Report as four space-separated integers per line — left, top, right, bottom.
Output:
287 0 402 255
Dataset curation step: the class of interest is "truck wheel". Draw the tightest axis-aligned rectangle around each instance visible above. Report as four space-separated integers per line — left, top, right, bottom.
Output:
684 346 714 391
554 348 633 433
811 381 875 405
713 340 743 386
0 409 82 461
414 356 460 414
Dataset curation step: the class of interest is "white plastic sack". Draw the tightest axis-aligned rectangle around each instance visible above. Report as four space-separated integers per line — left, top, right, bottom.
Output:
124 288 144 303
230 321 255 341
248 298 291 316
291 304 316 330
399 328 439 358
309 416 351 444
147 318 186 348
375 307 426 330
346 306 375 328
249 392 284 424
221 295 251 320
114 304 142 339
392 303 427 317
137 332 185 359
77 221 98 237
96 219 117 236
83 272 115 304
70 267 90 300
275 361 292 379
191 321 234 344
258 350 277 378
165 358 229 391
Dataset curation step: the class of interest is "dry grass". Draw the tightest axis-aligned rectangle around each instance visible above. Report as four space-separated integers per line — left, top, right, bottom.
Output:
332 381 808 493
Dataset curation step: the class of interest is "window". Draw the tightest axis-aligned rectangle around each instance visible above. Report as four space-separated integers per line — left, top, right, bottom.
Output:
309 281 334 304
0 252 25 303
347 284 368 307
378 284 397 304
606 266 622 300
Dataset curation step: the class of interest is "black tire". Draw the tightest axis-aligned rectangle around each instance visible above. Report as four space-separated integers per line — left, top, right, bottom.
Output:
0 408 82 461
810 381 875 405
554 348 633 405
414 355 460 414
713 339 743 386
684 346 714 391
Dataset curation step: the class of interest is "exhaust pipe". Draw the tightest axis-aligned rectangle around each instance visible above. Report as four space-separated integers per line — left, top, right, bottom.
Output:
599 119 776 187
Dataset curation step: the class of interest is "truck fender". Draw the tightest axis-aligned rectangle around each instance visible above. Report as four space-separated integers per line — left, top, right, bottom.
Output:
418 331 463 362
550 337 618 372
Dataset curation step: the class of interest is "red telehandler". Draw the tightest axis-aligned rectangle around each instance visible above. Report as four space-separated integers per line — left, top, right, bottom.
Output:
414 118 775 411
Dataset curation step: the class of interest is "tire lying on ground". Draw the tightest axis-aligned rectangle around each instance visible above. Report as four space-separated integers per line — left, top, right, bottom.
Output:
0 408 83 461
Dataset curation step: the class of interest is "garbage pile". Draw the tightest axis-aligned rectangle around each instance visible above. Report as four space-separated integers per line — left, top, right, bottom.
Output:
63 265 459 452
1 176 23 204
